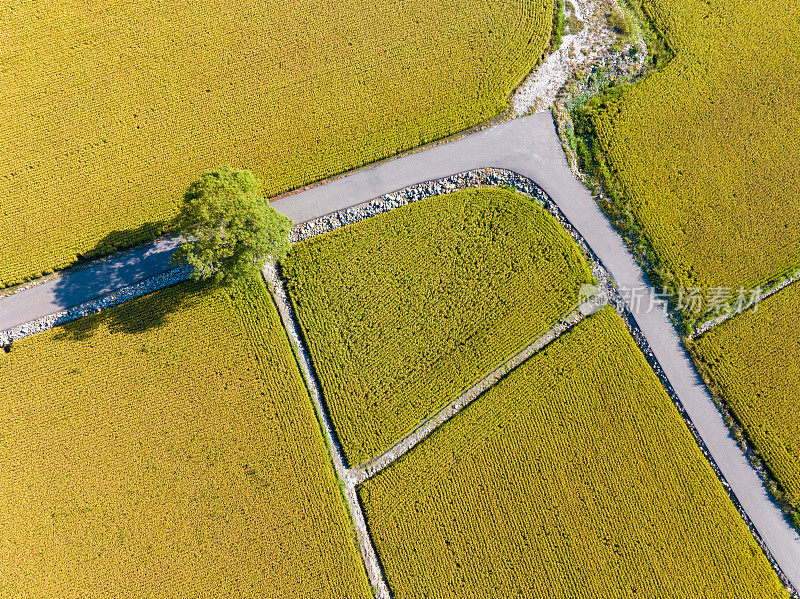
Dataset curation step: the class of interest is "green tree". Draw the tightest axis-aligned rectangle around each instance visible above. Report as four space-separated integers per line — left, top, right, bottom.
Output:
173 166 292 283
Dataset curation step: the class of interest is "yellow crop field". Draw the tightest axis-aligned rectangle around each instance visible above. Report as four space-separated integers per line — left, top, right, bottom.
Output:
590 0 800 298
0 279 371 598
358 308 788 598
692 282 800 515
283 188 593 465
0 0 554 287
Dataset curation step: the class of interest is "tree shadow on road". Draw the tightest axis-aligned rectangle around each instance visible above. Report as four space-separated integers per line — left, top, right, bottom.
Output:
47 215 193 342
75 218 177 264
54 280 201 342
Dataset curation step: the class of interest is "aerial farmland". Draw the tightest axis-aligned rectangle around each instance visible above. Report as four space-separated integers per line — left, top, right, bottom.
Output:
0 0 553 287
1 0 799 597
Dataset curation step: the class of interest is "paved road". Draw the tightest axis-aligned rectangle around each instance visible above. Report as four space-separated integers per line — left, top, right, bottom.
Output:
0 237 181 331
280 113 800 591
2 112 798 590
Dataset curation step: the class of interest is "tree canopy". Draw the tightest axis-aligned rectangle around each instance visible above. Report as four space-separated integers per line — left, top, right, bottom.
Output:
173 166 292 283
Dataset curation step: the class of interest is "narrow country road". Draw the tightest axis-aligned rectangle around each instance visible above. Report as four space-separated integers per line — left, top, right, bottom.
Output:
275 112 800 591
0 237 181 332
2 112 798 590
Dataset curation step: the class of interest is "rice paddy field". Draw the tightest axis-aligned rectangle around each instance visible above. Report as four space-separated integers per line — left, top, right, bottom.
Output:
0 0 554 287
691 282 800 515
358 308 788 598
590 0 800 300
0 279 371 598
282 188 593 465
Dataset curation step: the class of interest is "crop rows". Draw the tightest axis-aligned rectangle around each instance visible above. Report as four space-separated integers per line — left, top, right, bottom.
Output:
282 188 593 465
0 278 371 598
691 282 800 516
358 308 788 598
0 0 553 287
590 0 800 308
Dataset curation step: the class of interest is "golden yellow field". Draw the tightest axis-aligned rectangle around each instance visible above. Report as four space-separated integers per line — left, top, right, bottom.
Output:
283 188 593 465
0 279 371 598
692 282 800 515
591 0 800 296
0 0 553 287
359 308 788 598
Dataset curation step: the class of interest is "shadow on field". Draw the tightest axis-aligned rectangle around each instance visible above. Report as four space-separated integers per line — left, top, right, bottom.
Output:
48 215 193 342
74 218 176 265
53 218 181 302
54 274 200 342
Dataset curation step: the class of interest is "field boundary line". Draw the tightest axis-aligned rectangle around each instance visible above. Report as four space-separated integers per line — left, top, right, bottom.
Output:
288 168 798 596
262 263 391 599
5 142 797 591
692 272 800 338
348 303 600 485
606 288 800 598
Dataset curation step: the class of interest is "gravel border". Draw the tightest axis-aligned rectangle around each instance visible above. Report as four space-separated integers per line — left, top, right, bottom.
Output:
3 168 795 597
262 263 392 599
0 266 191 347
347 305 597 485
693 271 800 338
5 169 604 345
286 171 798 598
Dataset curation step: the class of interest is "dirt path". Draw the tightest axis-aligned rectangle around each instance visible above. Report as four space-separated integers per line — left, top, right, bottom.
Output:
348 305 595 485
262 263 392 599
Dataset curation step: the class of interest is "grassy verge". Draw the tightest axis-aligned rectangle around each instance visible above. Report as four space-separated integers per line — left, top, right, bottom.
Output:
550 0 565 53
690 346 800 534
560 0 800 538
560 0 685 327
688 282 800 533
